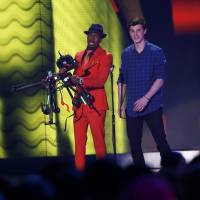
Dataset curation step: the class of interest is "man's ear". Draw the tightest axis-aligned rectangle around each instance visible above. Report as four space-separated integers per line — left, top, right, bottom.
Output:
99 36 103 43
144 28 147 35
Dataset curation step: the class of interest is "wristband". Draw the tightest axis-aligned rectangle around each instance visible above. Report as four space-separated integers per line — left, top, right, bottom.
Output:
144 96 150 101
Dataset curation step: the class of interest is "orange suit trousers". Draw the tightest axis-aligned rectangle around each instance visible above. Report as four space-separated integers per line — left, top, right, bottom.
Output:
73 105 107 170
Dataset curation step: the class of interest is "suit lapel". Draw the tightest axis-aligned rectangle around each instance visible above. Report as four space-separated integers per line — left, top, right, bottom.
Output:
83 47 104 71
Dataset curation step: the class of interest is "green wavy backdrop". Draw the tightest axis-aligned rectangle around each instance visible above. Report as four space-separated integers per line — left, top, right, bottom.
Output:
0 0 59 157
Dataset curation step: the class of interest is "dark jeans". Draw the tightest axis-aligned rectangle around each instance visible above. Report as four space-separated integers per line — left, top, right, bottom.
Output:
126 108 171 165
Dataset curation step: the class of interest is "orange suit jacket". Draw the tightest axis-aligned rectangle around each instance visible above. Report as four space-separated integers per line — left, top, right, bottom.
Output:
73 46 113 113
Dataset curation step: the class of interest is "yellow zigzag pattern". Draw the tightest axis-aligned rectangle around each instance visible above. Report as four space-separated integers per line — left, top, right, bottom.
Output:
0 0 57 157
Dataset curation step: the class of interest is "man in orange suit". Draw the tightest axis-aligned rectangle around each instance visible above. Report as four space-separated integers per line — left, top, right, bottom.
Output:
70 24 113 170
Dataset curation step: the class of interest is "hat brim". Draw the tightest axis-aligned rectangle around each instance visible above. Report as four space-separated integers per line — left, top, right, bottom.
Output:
84 31 107 38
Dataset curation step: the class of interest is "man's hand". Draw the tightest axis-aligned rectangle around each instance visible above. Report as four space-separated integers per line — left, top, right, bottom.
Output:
70 75 83 85
118 104 126 118
133 96 149 112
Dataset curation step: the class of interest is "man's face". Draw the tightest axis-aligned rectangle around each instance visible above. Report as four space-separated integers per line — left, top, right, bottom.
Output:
129 24 146 44
87 32 102 50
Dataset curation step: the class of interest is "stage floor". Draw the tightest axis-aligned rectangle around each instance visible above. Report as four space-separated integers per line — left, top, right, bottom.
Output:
116 150 200 169
0 150 199 176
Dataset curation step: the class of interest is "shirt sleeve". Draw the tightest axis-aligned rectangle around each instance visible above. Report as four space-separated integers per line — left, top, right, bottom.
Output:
154 48 166 80
117 51 127 84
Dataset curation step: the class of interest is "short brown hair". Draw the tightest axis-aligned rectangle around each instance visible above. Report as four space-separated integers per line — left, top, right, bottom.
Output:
127 18 147 30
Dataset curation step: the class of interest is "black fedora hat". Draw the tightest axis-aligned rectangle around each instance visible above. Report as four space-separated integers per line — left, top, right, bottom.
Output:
84 24 107 38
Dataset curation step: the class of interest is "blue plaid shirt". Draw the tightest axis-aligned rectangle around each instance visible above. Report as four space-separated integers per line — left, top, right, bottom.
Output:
118 41 166 117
